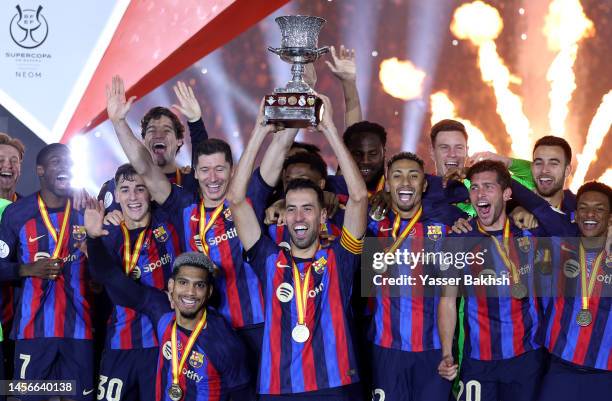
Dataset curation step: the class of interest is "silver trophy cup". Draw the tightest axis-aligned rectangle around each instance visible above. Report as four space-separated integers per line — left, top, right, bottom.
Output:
264 15 329 127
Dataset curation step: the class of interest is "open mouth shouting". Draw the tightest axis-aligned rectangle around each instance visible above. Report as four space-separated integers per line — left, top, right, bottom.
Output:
580 219 601 235
536 175 555 190
55 172 71 190
444 160 459 170
151 141 168 156
292 223 309 241
0 170 14 184
476 200 492 219
396 187 415 205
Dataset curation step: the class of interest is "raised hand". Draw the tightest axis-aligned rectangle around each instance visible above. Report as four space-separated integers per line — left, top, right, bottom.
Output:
315 93 336 134
172 81 202 122
106 75 137 123
84 198 110 238
325 45 356 82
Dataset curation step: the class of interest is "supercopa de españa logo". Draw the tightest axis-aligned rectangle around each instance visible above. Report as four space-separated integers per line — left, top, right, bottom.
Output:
10 5 49 49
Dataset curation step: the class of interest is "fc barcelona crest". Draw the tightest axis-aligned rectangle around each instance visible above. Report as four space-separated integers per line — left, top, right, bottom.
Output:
153 226 168 242
223 208 233 222
189 351 204 369
72 225 86 241
517 236 531 253
312 256 327 274
427 225 442 241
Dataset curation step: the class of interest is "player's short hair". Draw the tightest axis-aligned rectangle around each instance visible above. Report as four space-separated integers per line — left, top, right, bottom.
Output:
533 135 572 165
172 252 217 279
466 160 511 190
140 107 185 141
283 152 328 180
193 138 233 168
430 119 468 146
36 143 69 166
114 163 138 186
285 178 325 207
290 141 321 155
386 152 424 172
0 133 25 160
577 181 612 210
343 121 387 148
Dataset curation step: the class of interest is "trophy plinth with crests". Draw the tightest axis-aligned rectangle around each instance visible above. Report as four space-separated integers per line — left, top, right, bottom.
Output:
264 15 329 128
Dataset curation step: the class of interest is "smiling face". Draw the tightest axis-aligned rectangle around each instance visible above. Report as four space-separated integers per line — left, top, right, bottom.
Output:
115 174 150 224
37 146 73 198
469 170 511 229
431 130 468 176
168 265 212 319
346 132 385 187
0 144 21 194
576 191 611 238
532 145 570 198
387 158 427 215
194 152 232 204
143 115 183 167
285 188 327 250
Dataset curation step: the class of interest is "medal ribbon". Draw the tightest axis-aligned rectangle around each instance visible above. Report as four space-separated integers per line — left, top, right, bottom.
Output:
290 246 320 327
198 200 224 255
175 168 182 186
120 223 149 275
386 206 422 254
367 175 386 198
579 244 604 311
477 219 520 284
37 194 71 259
171 310 207 388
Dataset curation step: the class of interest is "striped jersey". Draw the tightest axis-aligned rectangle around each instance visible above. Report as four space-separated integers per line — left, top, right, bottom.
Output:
245 229 363 394
101 210 179 350
161 185 265 329
367 211 448 352
87 236 250 401
453 220 542 360
543 239 611 371
0 193 92 340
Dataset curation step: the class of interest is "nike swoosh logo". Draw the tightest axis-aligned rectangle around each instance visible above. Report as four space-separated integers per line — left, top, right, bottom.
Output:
190 215 199 222
276 261 290 269
380 227 393 232
28 234 46 243
82 389 94 395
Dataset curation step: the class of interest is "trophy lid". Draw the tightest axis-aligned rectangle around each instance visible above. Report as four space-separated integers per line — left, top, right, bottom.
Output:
274 15 327 50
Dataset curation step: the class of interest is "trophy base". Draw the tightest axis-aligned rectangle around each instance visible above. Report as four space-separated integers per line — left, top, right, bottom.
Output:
263 93 323 128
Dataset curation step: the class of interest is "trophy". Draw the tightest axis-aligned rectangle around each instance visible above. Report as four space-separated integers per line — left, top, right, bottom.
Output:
264 15 329 128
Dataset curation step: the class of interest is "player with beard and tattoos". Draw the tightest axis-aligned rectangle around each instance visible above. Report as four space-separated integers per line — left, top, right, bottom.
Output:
227 94 368 400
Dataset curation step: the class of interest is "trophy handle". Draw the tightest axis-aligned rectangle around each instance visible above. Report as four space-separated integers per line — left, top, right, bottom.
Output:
268 46 282 55
316 46 330 56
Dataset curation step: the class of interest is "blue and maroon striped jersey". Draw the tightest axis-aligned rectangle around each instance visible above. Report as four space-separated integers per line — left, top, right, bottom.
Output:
245 229 363 395
160 185 265 329
100 211 179 350
543 239 612 371
453 220 542 360
87 236 250 401
367 211 448 352
0 193 92 340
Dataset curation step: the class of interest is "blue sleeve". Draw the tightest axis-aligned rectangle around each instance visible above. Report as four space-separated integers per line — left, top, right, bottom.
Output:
160 184 193 215
86 236 171 325
244 234 278 285
188 118 208 165
326 174 348 197
510 181 578 236
247 168 274 224
0 205 22 281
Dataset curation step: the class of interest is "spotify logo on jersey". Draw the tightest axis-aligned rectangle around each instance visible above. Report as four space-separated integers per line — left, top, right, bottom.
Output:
276 283 294 302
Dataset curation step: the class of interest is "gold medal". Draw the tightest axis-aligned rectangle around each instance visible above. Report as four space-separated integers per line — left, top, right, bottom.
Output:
291 323 310 343
168 383 183 401
575 309 592 327
511 282 528 299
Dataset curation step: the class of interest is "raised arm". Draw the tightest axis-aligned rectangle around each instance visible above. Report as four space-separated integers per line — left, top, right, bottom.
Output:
106 76 171 204
325 45 362 127
317 94 367 239
226 104 279 251
259 128 298 187
171 80 208 162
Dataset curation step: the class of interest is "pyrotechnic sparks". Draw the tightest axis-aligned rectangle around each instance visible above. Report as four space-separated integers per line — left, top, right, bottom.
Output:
379 57 426 101
543 0 595 138
570 90 612 192
598 169 612 187
451 1 533 159
430 91 496 153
